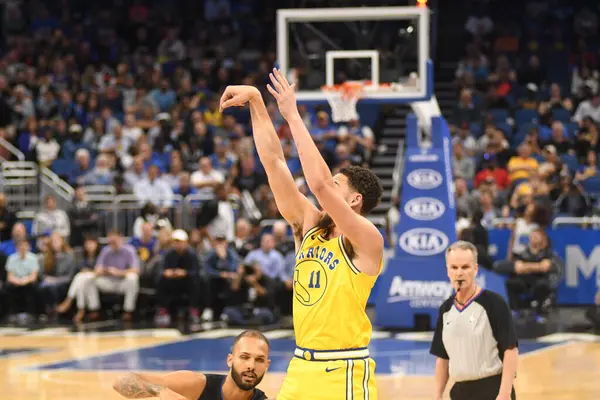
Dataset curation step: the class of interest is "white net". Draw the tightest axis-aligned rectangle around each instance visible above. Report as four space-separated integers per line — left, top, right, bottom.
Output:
321 82 365 123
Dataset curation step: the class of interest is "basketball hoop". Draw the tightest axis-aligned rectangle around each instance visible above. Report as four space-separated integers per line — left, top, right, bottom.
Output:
321 81 393 123
321 81 366 123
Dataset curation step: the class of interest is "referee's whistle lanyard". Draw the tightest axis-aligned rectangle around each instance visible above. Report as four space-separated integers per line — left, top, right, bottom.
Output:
455 284 478 307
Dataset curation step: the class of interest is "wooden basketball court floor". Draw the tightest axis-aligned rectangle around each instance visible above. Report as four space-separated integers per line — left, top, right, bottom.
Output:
1 326 599 400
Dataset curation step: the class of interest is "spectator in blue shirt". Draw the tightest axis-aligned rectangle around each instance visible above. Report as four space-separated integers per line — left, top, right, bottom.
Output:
0 222 28 257
244 234 286 282
128 222 157 265
204 234 239 319
6 239 39 318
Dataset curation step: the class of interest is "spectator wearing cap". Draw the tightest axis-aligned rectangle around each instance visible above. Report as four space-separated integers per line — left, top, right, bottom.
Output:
204 233 240 320
85 230 140 321
156 229 203 325
133 164 174 208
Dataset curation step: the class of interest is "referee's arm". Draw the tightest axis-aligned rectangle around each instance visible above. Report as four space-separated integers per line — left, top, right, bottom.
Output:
491 296 519 398
430 308 450 400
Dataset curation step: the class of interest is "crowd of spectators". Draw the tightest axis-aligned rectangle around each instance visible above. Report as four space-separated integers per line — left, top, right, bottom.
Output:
450 1 600 322
0 0 377 325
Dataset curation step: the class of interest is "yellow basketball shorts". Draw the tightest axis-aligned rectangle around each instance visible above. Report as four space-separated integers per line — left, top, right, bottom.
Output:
277 347 377 400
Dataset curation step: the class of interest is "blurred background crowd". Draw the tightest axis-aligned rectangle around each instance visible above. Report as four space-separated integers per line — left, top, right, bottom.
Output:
0 0 599 328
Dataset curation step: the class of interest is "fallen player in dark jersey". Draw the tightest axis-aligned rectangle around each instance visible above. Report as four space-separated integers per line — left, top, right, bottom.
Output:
113 330 270 400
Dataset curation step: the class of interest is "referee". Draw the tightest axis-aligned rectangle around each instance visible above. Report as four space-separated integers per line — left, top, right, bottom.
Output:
430 241 519 400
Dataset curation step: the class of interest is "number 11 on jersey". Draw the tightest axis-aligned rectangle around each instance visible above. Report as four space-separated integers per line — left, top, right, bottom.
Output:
309 270 321 288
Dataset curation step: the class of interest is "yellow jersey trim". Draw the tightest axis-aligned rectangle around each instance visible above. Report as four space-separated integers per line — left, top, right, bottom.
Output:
338 235 361 275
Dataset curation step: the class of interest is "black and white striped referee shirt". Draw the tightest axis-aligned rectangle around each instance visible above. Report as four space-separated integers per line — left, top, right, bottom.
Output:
429 290 518 382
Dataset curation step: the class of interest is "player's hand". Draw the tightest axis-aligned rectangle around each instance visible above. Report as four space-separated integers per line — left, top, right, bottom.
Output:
107 266 122 276
267 68 299 121
158 388 188 400
219 85 260 112
163 269 175 278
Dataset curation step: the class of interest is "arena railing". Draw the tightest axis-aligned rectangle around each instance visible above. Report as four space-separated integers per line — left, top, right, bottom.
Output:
40 167 74 211
0 137 24 161
391 139 405 198
1 161 40 211
112 194 185 238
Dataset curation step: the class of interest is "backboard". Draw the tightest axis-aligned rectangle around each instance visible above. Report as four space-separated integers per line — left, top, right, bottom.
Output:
276 6 433 105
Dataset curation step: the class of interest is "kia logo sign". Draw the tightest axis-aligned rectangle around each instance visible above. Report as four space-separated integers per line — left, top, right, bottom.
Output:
399 228 449 256
407 169 442 190
404 197 445 221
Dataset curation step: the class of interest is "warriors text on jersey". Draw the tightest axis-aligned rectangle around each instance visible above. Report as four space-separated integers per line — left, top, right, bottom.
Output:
292 226 381 350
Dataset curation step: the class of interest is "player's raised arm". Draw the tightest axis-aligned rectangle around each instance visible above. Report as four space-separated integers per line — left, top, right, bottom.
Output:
220 86 319 234
113 371 206 399
267 69 383 275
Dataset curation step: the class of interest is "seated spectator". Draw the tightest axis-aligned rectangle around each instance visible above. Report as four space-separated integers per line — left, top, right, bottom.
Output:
544 121 573 155
68 185 101 247
573 92 600 125
37 233 76 318
56 237 100 322
231 155 265 195
451 89 481 130
272 221 294 316
5 239 39 321
80 154 115 186
337 117 375 164
519 56 547 90
155 230 202 326
129 222 157 265
223 260 278 326
174 172 197 197
452 142 475 181
575 150 599 181
84 230 140 321
574 117 600 159
508 203 549 259
155 226 174 256
0 223 28 256
32 194 70 249
538 145 562 181
554 173 591 217
191 157 225 196
455 177 478 218
162 156 185 190
207 184 236 242
537 83 573 122
134 164 174 208
204 234 240 320
478 189 498 228
494 229 563 319
132 203 173 239
70 148 93 185
124 157 148 189
452 125 477 157
233 218 258 258
507 143 538 186
474 154 510 190
0 193 17 243
35 126 60 168
244 233 285 313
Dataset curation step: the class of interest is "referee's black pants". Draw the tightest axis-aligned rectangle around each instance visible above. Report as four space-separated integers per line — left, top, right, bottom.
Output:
451 374 516 400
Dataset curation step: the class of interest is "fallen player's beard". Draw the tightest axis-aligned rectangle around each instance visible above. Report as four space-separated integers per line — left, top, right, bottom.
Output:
231 366 264 391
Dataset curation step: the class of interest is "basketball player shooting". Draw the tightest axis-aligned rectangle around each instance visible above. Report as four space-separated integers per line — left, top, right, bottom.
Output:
219 68 383 399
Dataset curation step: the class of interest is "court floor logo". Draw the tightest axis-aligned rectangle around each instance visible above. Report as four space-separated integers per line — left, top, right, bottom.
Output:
406 169 442 190
404 197 445 221
399 228 449 256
